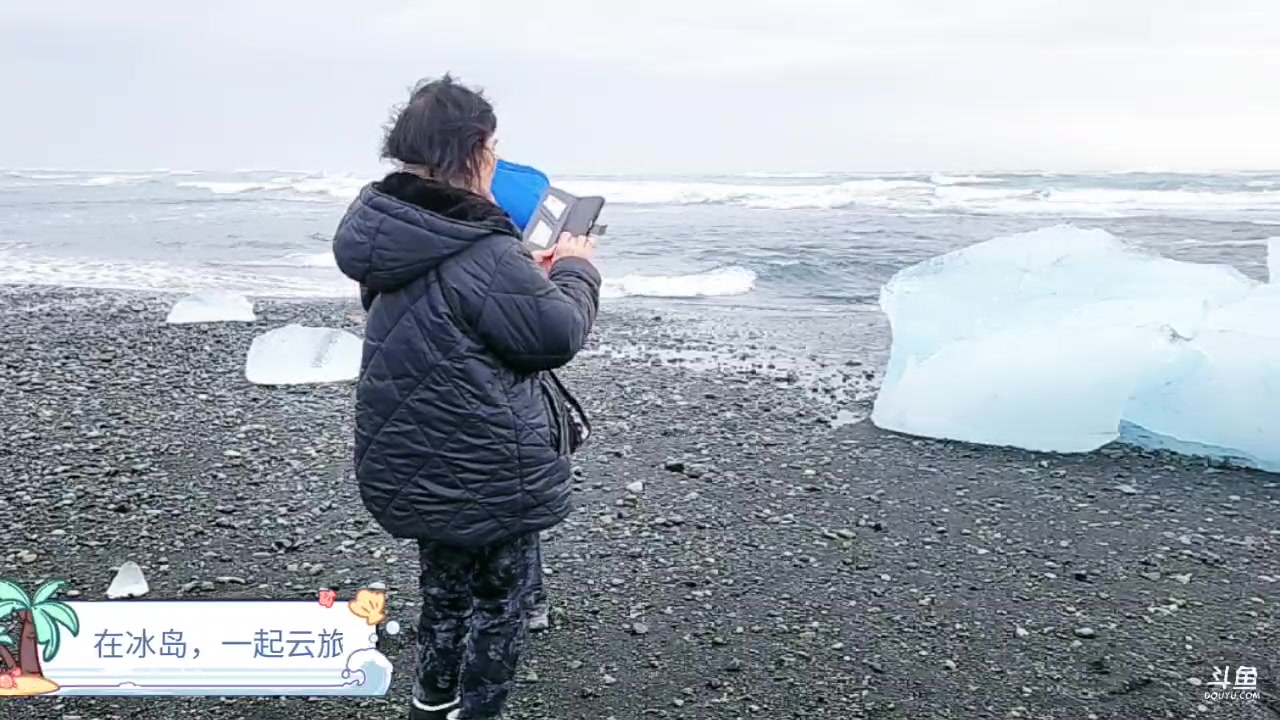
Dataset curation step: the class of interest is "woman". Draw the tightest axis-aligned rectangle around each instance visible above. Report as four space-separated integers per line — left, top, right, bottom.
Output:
332 74 600 720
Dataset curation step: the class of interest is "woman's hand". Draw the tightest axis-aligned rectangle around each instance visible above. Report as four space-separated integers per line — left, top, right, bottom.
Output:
531 246 555 274
532 233 596 274
553 233 595 261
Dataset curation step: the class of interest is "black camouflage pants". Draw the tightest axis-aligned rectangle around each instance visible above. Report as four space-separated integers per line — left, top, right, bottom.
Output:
527 535 546 611
415 531 539 719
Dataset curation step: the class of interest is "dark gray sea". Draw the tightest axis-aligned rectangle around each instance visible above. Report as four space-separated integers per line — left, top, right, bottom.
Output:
3 168 1276 365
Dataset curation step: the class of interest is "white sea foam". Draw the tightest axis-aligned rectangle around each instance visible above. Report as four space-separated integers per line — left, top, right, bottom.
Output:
14 167 1280 220
749 179 932 210
1168 238 1273 248
558 178 932 210
293 251 337 268
83 174 150 186
207 251 337 270
601 266 756 299
0 251 357 298
741 171 832 179
4 171 79 180
928 173 1003 185
0 249 754 303
178 181 285 195
934 186 1280 217
177 174 364 201
288 175 364 200
553 176 1280 219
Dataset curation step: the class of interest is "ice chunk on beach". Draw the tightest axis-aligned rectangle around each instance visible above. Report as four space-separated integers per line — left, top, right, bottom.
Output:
165 290 257 324
107 561 149 599
872 225 1280 472
1269 238 1280 283
244 324 362 385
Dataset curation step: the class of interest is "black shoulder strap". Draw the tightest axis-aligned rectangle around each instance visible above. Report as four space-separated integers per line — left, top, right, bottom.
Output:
546 370 591 435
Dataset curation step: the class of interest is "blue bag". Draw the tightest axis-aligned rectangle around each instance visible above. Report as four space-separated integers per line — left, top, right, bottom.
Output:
490 159 549 232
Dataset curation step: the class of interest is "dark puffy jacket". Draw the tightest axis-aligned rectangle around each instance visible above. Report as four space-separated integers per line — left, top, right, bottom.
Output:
331 172 601 547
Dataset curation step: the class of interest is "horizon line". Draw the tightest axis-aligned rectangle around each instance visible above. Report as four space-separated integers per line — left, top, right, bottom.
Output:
6 166 1280 177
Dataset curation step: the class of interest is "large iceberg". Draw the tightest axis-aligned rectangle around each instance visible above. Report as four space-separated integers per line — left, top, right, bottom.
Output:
166 290 257 324
244 324 362 385
871 225 1280 472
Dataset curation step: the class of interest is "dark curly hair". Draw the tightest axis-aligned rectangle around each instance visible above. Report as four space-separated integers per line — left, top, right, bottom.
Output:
381 74 497 189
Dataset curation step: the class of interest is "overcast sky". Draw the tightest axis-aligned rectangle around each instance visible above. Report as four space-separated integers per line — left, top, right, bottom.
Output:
3 0 1279 175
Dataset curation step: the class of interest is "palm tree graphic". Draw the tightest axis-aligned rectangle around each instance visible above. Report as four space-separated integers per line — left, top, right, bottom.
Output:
0 579 81 682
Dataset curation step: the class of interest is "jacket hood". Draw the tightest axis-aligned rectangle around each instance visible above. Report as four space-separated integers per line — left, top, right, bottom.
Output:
332 172 520 294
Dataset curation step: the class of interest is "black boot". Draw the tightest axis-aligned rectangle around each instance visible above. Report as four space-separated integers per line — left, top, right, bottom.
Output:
409 697 458 720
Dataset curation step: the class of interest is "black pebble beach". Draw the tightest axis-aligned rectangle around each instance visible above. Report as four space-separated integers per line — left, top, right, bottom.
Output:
1 286 1277 719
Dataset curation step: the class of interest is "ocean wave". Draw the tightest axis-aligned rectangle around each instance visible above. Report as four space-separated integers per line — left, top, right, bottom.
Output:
0 252 357 298
178 181 286 195
0 170 164 189
209 251 337 269
741 171 832 179
932 185 1280 217
0 249 757 304
11 168 1280 220
1168 237 1275 248
178 175 364 201
4 171 80 181
340 648 394 695
289 176 365 200
558 178 931 210
296 251 338 268
195 251 752 299
929 173 1003 185
601 266 756 299
83 174 152 187
556 176 1280 218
